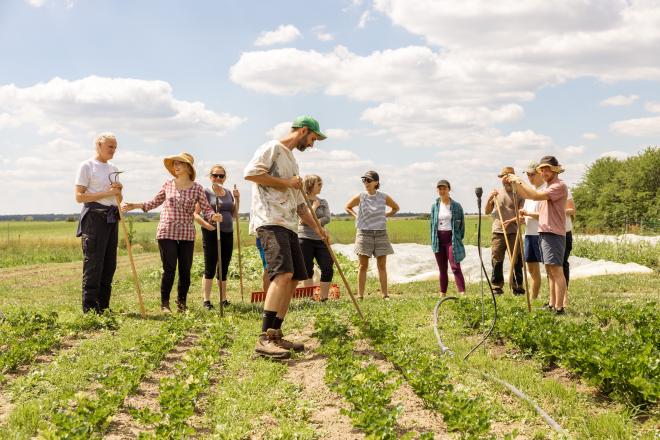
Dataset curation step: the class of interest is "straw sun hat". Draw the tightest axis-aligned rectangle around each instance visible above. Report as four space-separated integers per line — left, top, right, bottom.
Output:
163 152 196 180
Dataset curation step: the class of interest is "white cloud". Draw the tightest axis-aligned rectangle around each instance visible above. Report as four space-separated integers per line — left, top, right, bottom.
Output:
266 121 292 139
600 94 639 106
645 101 660 113
600 150 630 160
25 0 47 6
563 145 585 156
582 132 599 140
254 25 302 47
358 10 372 28
325 128 351 139
0 76 245 141
313 25 335 42
610 115 660 136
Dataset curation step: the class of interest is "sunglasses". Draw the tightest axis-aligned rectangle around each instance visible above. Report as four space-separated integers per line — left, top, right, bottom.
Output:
361 177 374 183
211 173 226 179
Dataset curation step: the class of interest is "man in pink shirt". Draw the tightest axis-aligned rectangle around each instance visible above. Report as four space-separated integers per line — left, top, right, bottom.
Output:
504 156 568 314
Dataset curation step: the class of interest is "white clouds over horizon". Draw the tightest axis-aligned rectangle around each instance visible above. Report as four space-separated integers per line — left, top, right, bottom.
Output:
600 95 639 106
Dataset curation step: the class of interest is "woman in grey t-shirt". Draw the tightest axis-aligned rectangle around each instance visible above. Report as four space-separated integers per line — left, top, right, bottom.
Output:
345 171 399 300
298 175 333 301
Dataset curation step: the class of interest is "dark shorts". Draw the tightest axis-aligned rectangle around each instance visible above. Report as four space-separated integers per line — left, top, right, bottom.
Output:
539 232 566 266
257 225 307 281
524 235 543 263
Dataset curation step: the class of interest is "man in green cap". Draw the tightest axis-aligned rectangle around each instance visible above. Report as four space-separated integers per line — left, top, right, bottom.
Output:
244 116 327 360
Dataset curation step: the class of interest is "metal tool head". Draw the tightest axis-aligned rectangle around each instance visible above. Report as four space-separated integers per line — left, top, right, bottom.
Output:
108 170 124 184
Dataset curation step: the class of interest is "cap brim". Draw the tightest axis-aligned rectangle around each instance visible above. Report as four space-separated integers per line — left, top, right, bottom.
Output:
314 130 327 140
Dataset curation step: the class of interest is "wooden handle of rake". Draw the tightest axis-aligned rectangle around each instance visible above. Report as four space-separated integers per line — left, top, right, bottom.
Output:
215 196 224 317
511 186 531 312
493 195 513 260
114 195 146 318
233 185 245 302
299 189 366 324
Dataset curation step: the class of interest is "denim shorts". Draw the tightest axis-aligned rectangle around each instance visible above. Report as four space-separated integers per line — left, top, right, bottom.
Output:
524 235 543 263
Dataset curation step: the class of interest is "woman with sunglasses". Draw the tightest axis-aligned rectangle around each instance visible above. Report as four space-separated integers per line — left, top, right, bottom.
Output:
194 165 240 310
298 174 333 301
345 171 399 300
429 179 466 296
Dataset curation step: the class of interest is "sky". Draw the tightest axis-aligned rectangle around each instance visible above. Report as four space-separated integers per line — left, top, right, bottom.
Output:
1 0 659 215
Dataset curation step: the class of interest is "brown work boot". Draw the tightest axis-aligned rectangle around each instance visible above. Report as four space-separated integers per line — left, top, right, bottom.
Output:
255 329 291 359
273 329 304 353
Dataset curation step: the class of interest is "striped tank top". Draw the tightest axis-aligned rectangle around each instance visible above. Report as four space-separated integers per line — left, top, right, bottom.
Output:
356 191 387 230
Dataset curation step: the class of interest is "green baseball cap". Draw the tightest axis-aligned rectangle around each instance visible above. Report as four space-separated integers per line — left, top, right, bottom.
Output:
291 115 327 140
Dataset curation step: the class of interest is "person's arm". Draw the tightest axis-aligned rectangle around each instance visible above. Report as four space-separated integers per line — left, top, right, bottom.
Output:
244 173 302 190
385 195 400 217
197 188 222 223
297 203 325 239
317 200 331 226
345 194 360 218
75 185 122 203
484 190 498 215
232 187 240 218
566 198 575 217
504 176 549 201
457 204 465 240
193 202 216 230
122 185 165 212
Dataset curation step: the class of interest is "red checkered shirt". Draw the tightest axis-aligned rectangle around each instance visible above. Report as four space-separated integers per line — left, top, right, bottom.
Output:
142 180 215 241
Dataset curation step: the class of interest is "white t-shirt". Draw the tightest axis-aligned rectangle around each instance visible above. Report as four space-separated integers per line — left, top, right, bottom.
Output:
566 189 573 232
244 140 305 234
523 183 545 236
74 158 119 206
437 202 452 231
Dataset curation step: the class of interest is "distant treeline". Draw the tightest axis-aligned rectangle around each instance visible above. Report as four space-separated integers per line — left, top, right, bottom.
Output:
573 146 659 233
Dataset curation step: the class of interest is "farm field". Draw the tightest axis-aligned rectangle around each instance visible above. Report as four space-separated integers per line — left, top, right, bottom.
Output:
0 223 658 439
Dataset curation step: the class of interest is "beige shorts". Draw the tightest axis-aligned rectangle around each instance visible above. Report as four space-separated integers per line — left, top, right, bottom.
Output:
355 229 394 257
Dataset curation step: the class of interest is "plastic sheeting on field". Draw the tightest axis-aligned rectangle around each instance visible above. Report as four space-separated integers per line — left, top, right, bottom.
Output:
574 234 659 246
332 243 654 285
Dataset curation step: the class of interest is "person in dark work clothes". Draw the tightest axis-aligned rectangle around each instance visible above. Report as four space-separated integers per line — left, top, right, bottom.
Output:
74 132 122 313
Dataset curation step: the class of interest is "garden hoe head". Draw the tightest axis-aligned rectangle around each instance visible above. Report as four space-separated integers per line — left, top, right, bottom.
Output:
108 170 124 184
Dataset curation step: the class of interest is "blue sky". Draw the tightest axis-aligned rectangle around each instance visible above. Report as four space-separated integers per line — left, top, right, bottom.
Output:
1 0 659 215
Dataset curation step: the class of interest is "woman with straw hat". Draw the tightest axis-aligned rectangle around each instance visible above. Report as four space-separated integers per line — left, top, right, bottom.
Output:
122 152 221 313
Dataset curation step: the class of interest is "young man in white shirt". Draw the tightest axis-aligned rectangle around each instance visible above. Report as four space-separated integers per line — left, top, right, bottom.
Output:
74 133 122 313
244 116 327 359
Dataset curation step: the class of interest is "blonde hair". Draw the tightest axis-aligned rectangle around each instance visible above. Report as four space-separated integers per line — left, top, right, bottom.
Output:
209 164 226 176
303 174 322 195
95 132 116 148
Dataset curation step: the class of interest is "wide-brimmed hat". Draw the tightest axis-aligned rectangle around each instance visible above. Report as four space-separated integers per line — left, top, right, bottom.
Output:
497 166 515 177
536 155 564 173
164 152 196 180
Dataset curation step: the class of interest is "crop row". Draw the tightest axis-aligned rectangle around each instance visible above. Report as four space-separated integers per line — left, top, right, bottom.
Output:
131 317 234 438
313 313 405 439
451 298 659 409
40 313 204 439
0 311 120 378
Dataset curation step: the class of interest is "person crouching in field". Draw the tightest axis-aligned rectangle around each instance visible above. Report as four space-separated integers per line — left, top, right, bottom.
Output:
122 153 221 313
345 171 399 300
244 116 327 360
429 179 466 296
505 156 568 314
193 164 240 310
75 132 122 313
298 174 333 301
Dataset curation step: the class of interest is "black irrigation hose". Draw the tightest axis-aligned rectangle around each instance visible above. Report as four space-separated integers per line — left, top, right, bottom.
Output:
432 188 569 437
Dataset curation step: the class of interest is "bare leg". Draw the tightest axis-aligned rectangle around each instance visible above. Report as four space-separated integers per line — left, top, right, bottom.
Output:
264 272 293 314
376 255 388 298
547 265 567 309
358 255 369 299
277 279 299 318
202 277 212 302
527 262 541 299
546 265 556 307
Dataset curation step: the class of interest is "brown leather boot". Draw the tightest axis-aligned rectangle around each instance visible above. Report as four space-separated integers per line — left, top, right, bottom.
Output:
254 329 291 359
273 329 304 352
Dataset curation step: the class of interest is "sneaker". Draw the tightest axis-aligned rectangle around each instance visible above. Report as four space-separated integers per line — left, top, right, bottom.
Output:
161 303 172 313
254 330 291 359
221 300 231 307
493 287 504 295
203 301 214 310
541 303 554 311
273 329 304 352
555 307 565 315
383 295 390 300
176 301 187 313
512 287 526 296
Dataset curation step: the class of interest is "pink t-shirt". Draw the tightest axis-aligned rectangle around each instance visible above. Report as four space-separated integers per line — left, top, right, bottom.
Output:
538 177 568 235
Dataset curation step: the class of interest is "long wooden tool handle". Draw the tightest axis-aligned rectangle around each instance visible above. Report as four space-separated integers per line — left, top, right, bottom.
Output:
234 185 244 302
511 188 531 312
115 195 146 317
299 189 366 324
494 195 513 260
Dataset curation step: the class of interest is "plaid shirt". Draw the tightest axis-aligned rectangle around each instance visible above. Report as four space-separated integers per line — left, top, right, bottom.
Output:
143 180 215 241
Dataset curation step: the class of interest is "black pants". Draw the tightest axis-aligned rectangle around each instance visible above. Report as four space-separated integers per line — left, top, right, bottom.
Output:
563 231 573 287
491 233 524 289
81 211 118 313
158 239 195 305
201 228 233 280
299 238 334 282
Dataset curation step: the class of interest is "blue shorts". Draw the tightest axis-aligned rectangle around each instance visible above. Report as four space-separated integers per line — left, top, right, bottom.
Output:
524 235 542 263
255 238 267 269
